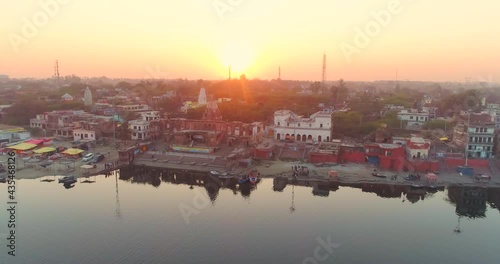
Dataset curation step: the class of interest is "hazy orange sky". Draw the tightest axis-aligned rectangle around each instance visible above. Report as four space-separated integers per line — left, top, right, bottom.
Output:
1 0 499 82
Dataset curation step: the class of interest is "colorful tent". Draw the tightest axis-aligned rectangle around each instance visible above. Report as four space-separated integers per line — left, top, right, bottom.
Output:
7 143 38 151
33 147 56 154
62 148 84 155
25 139 45 145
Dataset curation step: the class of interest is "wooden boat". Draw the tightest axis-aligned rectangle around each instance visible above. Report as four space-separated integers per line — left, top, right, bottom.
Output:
249 175 258 184
210 170 228 177
58 175 76 183
238 177 249 184
248 169 259 184
372 172 387 178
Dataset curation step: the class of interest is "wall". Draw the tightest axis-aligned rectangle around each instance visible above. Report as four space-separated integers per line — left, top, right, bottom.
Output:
340 151 365 163
309 153 338 163
444 158 489 167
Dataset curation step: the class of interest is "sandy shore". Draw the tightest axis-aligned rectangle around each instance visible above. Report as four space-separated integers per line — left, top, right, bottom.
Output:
1 144 121 180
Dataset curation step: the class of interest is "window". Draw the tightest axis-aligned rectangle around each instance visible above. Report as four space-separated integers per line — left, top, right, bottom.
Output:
320 124 323 128
410 116 414 119
309 124 312 127
287 123 289 127
488 137 492 143
468 145 472 150
85 134 88 138
298 123 300 127
476 128 479 133
278 122 280 126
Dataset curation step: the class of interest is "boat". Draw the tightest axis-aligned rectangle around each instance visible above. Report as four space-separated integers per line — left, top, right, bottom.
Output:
0 177 6 183
238 176 249 184
58 175 76 183
248 170 259 184
249 175 258 184
210 170 228 176
372 172 387 178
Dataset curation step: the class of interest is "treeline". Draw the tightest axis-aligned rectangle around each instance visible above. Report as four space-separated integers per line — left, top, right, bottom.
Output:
3 97 86 126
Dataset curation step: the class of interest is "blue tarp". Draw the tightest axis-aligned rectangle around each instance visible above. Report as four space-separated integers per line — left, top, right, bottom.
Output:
456 166 474 176
367 156 380 164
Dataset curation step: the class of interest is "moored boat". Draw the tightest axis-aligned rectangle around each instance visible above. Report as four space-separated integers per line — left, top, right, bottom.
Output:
59 175 76 183
248 169 259 184
238 177 249 184
372 172 387 178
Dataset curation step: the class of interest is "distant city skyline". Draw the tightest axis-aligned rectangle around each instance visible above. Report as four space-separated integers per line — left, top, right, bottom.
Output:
2 0 499 82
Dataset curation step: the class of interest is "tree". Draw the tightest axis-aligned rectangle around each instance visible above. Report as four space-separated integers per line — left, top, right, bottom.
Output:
330 79 348 102
310 82 321 94
116 120 130 142
158 96 183 115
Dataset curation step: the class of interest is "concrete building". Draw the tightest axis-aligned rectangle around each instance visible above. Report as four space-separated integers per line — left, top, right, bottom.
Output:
467 123 495 159
0 125 31 144
273 109 333 143
129 120 151 141
486 104 500 129
140 111 161 122
397 109 430 128
73 129 96 141
407 137 431 159
453 112 495 159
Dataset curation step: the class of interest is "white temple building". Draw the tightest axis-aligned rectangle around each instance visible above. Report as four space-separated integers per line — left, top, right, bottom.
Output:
84 86 93 106
198 88 207 105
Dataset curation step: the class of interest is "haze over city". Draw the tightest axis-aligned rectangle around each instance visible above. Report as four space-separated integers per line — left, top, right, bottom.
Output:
2 0 499 81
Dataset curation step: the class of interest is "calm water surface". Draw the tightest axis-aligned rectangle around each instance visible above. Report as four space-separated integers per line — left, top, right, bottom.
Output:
1 169 500 264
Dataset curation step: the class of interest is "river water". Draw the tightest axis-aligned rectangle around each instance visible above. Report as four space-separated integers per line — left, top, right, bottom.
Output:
1 169 499 264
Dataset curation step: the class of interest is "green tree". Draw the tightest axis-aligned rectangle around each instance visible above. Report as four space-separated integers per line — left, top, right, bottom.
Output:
310 82 321 94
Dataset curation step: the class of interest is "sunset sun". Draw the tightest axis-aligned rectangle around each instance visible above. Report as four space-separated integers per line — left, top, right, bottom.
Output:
219 41 254 75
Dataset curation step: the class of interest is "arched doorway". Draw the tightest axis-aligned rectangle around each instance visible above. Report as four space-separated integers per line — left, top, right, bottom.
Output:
277 133 281 140
296 134 301 141
318 135 322 142
302 135 307 141
326 136 330 142
307 135 312 140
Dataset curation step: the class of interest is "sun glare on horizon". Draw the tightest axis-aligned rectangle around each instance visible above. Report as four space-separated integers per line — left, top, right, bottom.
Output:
219 41 255 77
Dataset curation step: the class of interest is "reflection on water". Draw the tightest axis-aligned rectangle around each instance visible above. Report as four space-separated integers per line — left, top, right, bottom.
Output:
116 166 500 214
2 165 500 264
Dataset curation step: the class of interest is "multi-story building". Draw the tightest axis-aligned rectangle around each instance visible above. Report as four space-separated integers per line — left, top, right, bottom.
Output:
486 104 500 130
467 123 495 159
73 129 96 142
129 120 151 141
397 109 430 127
273 109 333 143
140 111 161 122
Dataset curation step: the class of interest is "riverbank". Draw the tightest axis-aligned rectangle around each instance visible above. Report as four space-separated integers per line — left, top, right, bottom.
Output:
5 148 500 188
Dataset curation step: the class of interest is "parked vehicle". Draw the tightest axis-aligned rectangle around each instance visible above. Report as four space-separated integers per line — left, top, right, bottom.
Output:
88 154 105 164
82 153 94 162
